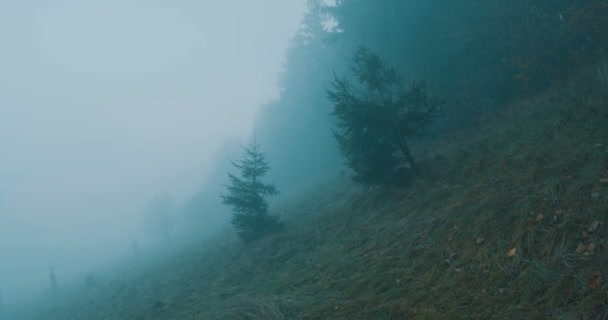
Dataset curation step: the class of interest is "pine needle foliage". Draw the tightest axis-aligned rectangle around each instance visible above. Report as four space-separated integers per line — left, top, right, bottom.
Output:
221 142 282 243
327 46 442 185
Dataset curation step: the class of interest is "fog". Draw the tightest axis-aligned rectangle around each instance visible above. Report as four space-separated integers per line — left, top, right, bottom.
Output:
0 0 307 310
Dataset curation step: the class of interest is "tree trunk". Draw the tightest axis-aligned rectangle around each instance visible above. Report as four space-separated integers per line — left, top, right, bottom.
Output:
395 136 419 174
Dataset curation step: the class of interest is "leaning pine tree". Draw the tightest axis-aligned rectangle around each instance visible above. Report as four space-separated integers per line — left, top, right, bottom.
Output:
221 142 282 243
327 46 443 186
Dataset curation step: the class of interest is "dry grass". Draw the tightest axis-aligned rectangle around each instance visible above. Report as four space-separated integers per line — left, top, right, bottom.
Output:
26 62 608 320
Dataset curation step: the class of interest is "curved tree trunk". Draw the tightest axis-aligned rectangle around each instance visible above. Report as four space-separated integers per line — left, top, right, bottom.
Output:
395 136 419 174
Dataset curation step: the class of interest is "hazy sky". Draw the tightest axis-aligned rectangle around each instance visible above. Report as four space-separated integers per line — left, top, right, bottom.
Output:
0 0 306 303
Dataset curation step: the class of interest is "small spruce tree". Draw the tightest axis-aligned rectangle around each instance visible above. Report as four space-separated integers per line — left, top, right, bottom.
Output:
221 142 282 242
327 46 442 185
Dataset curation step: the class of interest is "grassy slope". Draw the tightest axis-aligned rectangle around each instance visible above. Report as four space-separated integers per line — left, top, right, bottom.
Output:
31 63 608 320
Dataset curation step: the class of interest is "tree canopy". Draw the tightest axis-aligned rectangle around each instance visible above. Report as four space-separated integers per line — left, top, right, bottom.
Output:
221 142 281 242
327 46 441 185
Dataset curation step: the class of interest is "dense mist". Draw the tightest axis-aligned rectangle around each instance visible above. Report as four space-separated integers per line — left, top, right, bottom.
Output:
2 0 607 318
0 0 306 311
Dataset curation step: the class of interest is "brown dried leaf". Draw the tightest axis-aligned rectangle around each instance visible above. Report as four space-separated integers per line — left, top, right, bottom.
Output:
588 272 602 290
587 243 596 253
507 247 517 257
576 242 586 254
536 213 544 222
588 220 600 233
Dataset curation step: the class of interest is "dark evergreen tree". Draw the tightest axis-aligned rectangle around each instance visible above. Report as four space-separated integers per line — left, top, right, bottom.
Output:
327 46 441 185
221 142 282 242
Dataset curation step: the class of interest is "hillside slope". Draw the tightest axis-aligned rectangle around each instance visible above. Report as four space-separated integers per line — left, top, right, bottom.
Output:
29 63 608 319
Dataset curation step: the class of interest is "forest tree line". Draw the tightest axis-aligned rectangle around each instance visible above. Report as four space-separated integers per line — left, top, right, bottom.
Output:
222 0 608 242
255 0 608 190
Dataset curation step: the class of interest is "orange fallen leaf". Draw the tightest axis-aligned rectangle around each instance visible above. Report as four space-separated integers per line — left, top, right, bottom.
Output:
507 247 517 257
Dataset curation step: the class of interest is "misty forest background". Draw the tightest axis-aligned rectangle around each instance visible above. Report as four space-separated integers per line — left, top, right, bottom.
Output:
9 0 608 318
185 0 607 236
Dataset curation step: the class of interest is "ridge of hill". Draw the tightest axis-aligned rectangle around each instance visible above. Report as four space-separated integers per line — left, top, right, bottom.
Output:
30 62 608 319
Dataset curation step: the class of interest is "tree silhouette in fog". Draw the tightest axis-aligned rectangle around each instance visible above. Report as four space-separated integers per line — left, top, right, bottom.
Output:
327 46 442 185
221 142 282 242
